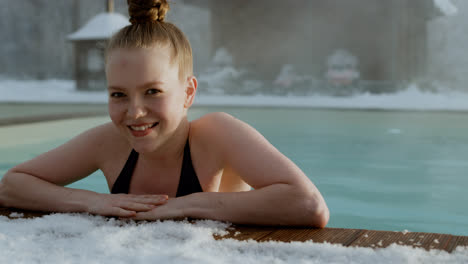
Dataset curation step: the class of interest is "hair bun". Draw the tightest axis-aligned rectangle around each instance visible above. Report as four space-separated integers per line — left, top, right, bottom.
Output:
128 0 170 24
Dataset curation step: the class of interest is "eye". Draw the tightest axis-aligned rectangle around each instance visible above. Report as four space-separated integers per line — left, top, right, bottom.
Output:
110 92 125 98
146 89 161 95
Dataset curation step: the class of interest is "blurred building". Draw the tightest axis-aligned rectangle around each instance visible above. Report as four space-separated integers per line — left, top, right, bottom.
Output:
0 0 445 89
0 0 210 82
194 0 441 84
68 9 129 91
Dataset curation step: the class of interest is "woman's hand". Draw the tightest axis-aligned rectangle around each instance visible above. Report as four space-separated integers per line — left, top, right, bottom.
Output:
131 198 185 221
86 193 168 217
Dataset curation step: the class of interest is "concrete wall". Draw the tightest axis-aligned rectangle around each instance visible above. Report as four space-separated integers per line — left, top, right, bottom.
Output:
0 0 433 83
210 0 432 82
0 0 76 79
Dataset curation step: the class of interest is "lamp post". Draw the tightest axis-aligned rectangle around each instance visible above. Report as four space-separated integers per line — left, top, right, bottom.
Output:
107 0 114 13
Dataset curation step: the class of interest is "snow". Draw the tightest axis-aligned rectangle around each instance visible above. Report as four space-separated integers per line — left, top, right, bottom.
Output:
433 0 458 16
1 79 468 261
8 212 24 218
194 88 468 111
0 213 467 264
68 13 130 41
0 79 107 103
1 79 468 111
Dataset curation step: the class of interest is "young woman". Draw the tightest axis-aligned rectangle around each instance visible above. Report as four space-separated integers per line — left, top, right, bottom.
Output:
0 0 329 227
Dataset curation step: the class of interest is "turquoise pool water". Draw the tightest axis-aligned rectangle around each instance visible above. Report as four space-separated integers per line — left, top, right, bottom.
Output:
1 107 468 236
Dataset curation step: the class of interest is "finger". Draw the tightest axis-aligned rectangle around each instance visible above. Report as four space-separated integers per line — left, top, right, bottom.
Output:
129 196 168 206
125 194 169 200
132 212 185 221
104 207 137 218
132 211 155 221
115 194 168 204
118 202 157 212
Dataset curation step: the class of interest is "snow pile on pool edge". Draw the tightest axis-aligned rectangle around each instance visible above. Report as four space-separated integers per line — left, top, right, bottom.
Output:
0 213 467 264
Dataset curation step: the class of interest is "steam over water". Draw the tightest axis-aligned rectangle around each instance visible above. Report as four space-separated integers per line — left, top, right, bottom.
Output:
0 0 467 96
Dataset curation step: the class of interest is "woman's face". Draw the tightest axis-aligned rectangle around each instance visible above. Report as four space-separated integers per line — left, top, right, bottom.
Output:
106 45 193 154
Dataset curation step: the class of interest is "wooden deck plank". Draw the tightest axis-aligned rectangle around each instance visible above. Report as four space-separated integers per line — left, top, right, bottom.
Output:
257 227 364 246
1 207 467 252
0 207 48 219
445 235 468 252
214 225 276 241
349 230 454 251
0 112 106 127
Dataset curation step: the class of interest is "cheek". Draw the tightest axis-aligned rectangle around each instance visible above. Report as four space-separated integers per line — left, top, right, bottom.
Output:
154 101 173 120
108 103 125 123
159 93 184 112
168 95 186 115
172 88 189 110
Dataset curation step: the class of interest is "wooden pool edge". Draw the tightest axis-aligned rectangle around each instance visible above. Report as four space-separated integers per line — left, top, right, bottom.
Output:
1 207 467 252
0 112 107 127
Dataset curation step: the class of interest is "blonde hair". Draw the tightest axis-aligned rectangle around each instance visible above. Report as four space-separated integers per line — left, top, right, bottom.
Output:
107 0 193 80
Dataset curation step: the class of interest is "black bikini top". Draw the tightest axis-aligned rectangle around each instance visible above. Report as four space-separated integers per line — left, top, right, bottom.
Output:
111 139 203 197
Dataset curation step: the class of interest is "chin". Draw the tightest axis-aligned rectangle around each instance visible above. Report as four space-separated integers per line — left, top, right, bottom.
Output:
131 143 158 154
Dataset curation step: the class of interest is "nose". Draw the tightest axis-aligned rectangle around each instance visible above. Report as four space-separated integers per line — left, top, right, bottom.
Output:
126 97 147 119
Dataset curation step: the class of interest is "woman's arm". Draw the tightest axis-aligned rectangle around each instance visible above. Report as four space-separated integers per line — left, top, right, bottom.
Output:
137 182 328 227
0 171 167 216
1 170 95 212
134 112 329 227
0 123 167 216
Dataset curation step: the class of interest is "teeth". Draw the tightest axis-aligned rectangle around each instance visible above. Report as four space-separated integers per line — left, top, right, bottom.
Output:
130 123 154 131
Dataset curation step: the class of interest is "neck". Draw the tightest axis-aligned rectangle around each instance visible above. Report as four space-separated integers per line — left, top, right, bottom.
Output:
139 118 190 164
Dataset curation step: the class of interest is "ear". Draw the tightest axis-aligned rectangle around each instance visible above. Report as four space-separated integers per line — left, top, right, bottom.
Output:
184 76 198 109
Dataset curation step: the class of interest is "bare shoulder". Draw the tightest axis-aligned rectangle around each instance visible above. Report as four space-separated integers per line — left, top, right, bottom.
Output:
190 112 251 139
59 121 128 162
189 111 269 171
190 111 233 128
91 122 131 164
190 112 265 153
191 112 309 190
189 112 255 191
91 122 129 155
9 122 129 186
189 112 236 162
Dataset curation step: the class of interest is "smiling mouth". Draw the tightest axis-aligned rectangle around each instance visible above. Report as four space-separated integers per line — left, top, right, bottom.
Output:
128 122 159 131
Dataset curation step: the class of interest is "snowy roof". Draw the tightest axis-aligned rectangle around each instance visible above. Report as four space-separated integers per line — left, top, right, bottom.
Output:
433 0 458 16
67 12 130 41
327 49 358 67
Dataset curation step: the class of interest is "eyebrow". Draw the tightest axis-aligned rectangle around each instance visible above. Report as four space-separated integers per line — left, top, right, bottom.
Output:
138 81 164 89
108 81 165 91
